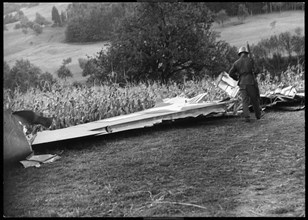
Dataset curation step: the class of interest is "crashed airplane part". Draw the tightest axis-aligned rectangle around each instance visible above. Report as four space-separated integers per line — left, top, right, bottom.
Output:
3 109 61 166
3 109 33 164
216 71 305 111
32 98 235 145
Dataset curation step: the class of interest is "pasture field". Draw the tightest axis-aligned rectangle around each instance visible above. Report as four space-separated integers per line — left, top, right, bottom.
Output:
3 25 109 82
213 10 305 47
3 110 305 217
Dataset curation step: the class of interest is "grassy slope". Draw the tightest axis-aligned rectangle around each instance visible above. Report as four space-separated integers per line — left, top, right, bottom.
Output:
3 110 305 217
4 26 109 82
4 3 109 82
212 10 305 47
4 9 305 82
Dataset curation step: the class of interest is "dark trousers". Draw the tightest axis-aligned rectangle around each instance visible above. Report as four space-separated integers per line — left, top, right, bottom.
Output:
240 84 261 119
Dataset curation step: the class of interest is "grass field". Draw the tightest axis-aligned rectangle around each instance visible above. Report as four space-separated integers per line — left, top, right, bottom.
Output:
3 6 305 82
3 25 109 82
3 110 305 217
213 10 305 47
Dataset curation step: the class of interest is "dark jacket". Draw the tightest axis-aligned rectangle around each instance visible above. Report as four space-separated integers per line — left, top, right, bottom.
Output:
228 55 256 87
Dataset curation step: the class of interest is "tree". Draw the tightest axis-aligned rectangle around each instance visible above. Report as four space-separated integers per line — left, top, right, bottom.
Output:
268 35 282 55
237 4 249 23
215 9 230 26
65 3 131 42
3 61 11 88
78 58 88 69
57 58 73 81
62 57 72 65
294 27 302 36
272 2 284 13
32 22 43 35
87 2 236 84
17 10 24 19
39 72 57 91
22 28 28 34
60 11 67 24
291 35 305 57
19 15 30 28
81 58 105 85
57 65 73 81
4 59 42 92
52 6 62 26
262 3 268 13
4 13 19 24
278 32 293 58
35 12 51 25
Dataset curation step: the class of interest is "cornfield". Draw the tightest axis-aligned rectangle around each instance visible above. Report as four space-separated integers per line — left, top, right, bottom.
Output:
3 65 304 131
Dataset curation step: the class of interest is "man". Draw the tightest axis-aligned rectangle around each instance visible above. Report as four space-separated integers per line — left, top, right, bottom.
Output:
228 46 263 122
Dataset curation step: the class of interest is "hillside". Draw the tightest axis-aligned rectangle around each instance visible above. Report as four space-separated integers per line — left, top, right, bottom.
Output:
4 110 305 217
3 5 305 82
212 10 305 47
4 3 109 82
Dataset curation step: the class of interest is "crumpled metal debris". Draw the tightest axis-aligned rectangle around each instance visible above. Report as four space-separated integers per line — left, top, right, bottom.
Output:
259 86 305 111
214 71 240 98
215 72 305 112
3 109 33 165
3 109 61 168
20 154 61 168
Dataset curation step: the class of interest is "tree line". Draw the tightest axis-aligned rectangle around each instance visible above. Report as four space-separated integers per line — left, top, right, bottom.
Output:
205 2 304 16
3 57 75 93
251 29 305 81
64 3 132 42
3 3 39 15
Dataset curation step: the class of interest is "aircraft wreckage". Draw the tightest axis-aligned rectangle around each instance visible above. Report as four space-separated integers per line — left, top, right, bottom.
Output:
3 72 305 165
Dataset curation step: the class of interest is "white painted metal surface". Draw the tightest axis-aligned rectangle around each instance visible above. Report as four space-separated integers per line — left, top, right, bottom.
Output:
32 98 234 146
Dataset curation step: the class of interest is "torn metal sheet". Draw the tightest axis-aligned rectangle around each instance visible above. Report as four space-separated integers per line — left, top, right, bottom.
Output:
259 86 305 110
20 154 61 168
32 97 235 146
3 109 33 164
214 71 239 98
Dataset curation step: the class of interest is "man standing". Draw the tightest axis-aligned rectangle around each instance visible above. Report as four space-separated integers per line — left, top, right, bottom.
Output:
228 46 263 122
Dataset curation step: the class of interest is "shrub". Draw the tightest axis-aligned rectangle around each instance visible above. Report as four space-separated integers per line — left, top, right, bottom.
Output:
32 23 43 35
62 57 72 65
57 65 73 81
78 58 88 69
19 15 30 28
14 23 21 29
38 72 58 91
72 81 84 88
294 27 302 36
22 28 28 34
4 13 19 24
4 59 42 93
35 12 51 26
